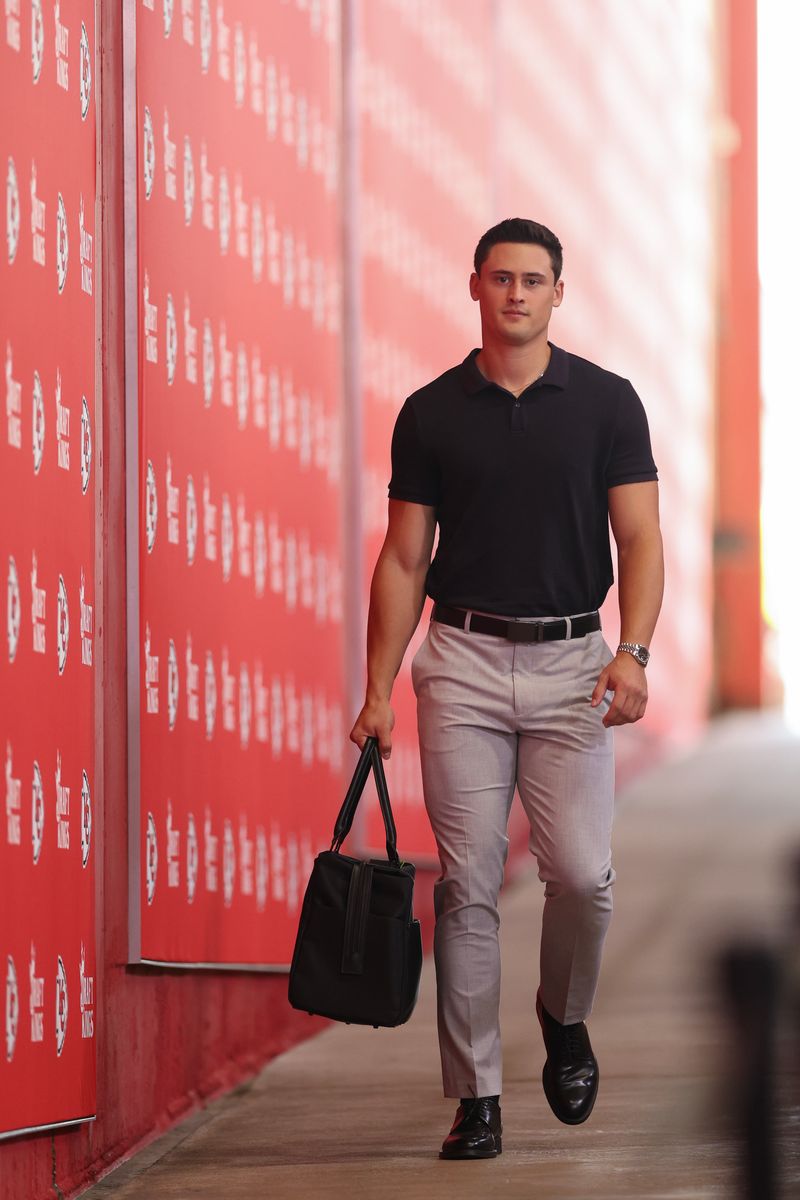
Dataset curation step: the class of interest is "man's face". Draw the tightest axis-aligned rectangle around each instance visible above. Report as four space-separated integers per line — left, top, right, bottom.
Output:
469 242 563 345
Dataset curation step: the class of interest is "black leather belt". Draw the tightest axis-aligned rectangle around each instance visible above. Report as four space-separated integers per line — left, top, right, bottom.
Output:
431 603 600 644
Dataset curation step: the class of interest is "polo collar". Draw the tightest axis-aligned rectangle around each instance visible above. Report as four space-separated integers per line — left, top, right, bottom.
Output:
461 342 569 395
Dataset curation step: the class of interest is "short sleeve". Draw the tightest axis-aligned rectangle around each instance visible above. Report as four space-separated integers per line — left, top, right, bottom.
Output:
387 399 441 505
605 379 659 488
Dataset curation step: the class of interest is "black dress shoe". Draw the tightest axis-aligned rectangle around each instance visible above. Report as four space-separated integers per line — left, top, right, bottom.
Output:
439 1096 502 1159
536 990 599 1125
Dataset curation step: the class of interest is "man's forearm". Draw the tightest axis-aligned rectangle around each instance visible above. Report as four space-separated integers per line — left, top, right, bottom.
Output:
616 531 664 647
365 552 428 702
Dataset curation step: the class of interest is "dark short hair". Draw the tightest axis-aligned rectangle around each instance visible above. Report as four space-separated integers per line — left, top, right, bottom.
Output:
473 218 563 282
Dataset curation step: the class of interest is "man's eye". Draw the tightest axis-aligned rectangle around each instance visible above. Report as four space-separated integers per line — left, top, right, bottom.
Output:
525 279 540 287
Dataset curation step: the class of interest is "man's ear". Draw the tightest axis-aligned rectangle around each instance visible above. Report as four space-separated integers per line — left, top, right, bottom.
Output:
469 271 480 300
552 278 564 307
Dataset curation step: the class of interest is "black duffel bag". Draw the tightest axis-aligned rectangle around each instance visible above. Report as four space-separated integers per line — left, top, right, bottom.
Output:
288 736 422 1028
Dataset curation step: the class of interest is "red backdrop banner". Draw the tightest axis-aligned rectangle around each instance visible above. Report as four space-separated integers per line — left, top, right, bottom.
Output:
0 0 97 1138
127 0 345 966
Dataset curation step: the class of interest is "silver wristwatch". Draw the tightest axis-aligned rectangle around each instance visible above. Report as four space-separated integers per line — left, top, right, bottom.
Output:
617 641 650 667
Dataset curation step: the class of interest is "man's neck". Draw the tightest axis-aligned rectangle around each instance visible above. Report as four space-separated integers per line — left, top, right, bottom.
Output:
476 336 552 397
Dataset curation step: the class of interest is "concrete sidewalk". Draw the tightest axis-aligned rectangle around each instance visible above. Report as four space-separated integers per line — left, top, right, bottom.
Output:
83 713 800 1199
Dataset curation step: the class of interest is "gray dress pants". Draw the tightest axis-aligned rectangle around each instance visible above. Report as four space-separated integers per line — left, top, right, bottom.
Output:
410 609 616 1099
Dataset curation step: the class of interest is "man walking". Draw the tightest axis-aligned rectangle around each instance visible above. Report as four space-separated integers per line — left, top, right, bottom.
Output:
349 218 664 1159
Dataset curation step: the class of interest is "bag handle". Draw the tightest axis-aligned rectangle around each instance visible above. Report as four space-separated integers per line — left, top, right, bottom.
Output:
331 736 400 865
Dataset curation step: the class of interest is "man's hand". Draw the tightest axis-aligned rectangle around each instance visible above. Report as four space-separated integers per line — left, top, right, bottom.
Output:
591 652 648 728
349 698 395 758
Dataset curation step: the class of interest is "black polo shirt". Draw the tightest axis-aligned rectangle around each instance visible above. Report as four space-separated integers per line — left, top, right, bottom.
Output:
387 342 658 617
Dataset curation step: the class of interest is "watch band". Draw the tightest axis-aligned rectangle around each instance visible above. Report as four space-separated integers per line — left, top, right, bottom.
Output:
617 641 650 666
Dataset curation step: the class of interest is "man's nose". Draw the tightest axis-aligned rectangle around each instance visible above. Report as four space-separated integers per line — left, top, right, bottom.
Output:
507 280 524 301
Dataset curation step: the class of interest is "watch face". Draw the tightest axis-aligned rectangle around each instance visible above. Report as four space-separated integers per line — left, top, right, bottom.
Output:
636 647 650 666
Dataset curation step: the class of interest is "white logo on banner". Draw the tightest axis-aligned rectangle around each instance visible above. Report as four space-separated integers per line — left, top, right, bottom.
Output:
185 632 199 721
248 31 263 114
79 20 91 119
31 760 44 863
202 473 216 561
251 197 264 284
286 832 300 914
7 554 21 661
165 293 177 385
234 175 248 260
54 1 68 90
81 394 91 493
6 741 22 845
235 341 249 429
166 453 179 543
32 369 45 471
183 294 197 384
6 0 21 52
181 0 194 45
144 270 158 362
143 106 155 199
236 494 251 578
268 513 283 594
185 473 197 564
218 320 232 406
167 637 179 730
55 749 70 849
222 818 235 907
238 815 253 895
79 943 93 1038
163 0 173 38
31 550 46 655
284 529 297 611
254 662 268 744
220 492 233 582
216 3 230 80
163 108 176 200
270 821 285 902
285 676 300 755
221 649 235 733
233 21 245 106
31 0 43 82
57 573 69 674
30 161 45 266
183 135 194 225
255 826 268 911
251 346 266 429
6 342 22 448
79 194 92 295
253 511 266 598
56 192 68 293
6 156 20 263
186 811 198 902
202 317 214 406
145 458 158 551
56 367 69 469
270 676 283 758
282 228 295 307
81 768 91 866
145 622 159 713
239 663 251 749
203 805 217 891
166 799 180 886
200 142 214 231
199 0 211 73
265 57 278 139
218 167 231 256
29 943 44 1041
296 92 309 170
204 648 216 739
55 954 68 1055
146 810 158 903
5 956 18 1061
80 567 92 666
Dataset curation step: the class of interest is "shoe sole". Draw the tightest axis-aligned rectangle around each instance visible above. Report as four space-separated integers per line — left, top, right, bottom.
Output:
439 1137 502 1160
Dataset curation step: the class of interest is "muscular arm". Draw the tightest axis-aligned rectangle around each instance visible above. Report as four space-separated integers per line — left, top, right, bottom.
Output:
591 481 664 727
350 499 437 757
